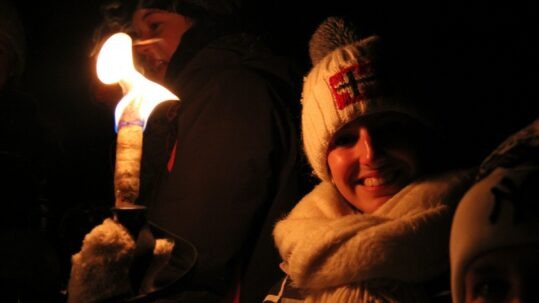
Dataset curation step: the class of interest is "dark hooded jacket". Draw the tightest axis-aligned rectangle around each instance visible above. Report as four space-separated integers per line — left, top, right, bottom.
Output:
139 18 303 303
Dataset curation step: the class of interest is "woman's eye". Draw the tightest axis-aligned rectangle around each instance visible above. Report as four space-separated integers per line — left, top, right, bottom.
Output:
148 22 161 32
473 279 510 302
332 133 357 147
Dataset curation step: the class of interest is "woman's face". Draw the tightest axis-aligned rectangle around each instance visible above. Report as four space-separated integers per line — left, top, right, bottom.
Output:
464 245 539 303
131 8 194 82
327 113 423 213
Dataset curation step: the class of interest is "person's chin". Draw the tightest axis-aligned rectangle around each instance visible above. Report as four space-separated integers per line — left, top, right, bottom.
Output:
148 68 166 83
349 193 390 213
369 195 393 211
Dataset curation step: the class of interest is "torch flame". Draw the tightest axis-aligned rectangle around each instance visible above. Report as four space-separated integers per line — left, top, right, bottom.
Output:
96 32 179 130
96 32 179 207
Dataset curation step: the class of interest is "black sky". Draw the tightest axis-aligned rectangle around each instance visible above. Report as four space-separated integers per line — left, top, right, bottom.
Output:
14 1 539 172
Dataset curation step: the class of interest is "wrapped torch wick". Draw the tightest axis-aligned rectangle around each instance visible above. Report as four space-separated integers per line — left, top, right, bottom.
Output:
115 97 144 207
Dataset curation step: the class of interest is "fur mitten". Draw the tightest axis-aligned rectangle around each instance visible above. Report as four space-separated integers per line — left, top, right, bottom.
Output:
67 218 174 303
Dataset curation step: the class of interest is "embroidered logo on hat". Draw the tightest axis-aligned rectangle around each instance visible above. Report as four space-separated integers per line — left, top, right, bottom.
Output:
328 64 374 110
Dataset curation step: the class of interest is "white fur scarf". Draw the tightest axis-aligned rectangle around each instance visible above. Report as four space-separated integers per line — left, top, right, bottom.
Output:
274 171 472 302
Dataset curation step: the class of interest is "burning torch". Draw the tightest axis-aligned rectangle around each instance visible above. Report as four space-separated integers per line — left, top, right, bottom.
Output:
96 32 179 209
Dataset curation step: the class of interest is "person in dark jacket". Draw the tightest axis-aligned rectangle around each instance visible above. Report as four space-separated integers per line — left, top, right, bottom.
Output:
82 0 304 302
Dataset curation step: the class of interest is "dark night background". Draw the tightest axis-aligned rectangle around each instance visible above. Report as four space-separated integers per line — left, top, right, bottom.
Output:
5 0 539 298
14 0 539 162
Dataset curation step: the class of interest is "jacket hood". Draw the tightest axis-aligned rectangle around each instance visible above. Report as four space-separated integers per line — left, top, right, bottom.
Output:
164 18 300 91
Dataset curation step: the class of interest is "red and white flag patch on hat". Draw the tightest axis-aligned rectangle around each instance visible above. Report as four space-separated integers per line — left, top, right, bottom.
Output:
328 64 374 110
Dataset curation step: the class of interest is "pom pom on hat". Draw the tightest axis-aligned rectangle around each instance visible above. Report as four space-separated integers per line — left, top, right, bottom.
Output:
450 119 539 303
301 17 429 181
308 17 360 65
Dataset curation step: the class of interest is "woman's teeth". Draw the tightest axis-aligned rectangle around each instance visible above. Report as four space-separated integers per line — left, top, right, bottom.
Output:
362 172 396 187
364 177 387 187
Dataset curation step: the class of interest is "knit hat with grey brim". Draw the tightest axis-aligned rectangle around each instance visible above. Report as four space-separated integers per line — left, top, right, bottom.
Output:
450 118 539 303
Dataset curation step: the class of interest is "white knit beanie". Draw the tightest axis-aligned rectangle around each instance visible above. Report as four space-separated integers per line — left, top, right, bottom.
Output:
450 119 539 303
301 17 428 181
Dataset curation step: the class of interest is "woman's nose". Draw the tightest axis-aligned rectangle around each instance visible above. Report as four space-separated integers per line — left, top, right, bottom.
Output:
133 36 161 55
133 43 151 56
357 127 376 164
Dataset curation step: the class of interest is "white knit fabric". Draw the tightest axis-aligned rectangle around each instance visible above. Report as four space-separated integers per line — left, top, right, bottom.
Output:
302 36 377 182
274 170 472 302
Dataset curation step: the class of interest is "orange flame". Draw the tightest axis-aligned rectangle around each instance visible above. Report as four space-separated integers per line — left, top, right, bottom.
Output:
96 32 179 130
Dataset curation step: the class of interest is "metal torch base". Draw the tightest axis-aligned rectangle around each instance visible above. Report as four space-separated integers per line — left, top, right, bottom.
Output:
111 205 156 294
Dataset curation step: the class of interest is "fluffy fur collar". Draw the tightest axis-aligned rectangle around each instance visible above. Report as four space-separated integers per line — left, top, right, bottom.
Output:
274 171 472 290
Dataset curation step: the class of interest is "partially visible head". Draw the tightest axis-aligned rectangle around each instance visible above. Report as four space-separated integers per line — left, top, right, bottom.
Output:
301 17 437 212
0 0 25 90
131 7 193 82
96 0 238 82
450 122 539 303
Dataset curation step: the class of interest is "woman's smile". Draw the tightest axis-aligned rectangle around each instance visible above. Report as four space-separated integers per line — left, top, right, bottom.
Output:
328 115 422 213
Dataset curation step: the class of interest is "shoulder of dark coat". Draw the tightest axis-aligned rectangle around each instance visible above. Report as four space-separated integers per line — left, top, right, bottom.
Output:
188 32 300 89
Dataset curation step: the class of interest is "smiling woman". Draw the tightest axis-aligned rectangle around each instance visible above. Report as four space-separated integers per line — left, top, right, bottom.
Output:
265 16 474 303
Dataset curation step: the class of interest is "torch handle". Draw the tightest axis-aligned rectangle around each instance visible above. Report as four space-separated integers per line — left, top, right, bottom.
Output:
114 121 143 207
